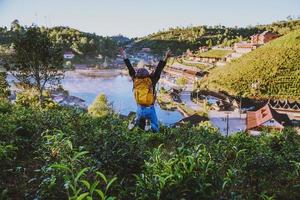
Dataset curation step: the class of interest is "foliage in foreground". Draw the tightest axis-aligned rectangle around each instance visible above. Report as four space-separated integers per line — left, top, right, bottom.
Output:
0 101 300 199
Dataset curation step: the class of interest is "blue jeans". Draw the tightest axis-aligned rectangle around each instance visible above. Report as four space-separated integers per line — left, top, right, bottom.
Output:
137 105 159 132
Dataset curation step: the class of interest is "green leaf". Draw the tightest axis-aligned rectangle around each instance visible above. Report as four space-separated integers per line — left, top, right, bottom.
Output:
50 164 72 173
69 184 78 195
75 167 89 183
96 172 107 184
90 181 99 193
81 180 91 190
73 151 89 161
222 180 229 190
76 192 89 200
95 189 105 200
66 140 73 150
105 197 116 200
106 177 117 192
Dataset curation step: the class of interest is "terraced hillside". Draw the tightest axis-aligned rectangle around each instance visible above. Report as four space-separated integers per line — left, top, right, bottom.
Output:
199 30 300 100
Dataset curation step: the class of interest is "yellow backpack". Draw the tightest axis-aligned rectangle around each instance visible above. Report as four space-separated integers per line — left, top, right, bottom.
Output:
133 77 155 106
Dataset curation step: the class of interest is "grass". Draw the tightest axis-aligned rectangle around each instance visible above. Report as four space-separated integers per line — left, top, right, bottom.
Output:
196 49 233 58
179 60 209 70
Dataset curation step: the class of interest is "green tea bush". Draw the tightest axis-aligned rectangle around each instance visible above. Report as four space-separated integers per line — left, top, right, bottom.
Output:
0 72 10 99
15 89 59 109
135 128 300 200
0 101 300 199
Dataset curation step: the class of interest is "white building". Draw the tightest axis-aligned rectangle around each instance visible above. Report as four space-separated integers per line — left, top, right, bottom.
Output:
63 52 75 59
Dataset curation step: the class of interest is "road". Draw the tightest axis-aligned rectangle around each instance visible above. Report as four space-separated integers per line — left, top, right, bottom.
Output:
208 110 247 136
180 90 201 111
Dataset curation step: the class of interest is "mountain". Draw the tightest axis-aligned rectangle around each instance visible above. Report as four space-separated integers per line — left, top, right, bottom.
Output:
110 34 132 46
199 30 300 100
130 19 300 55
0 25 119 58
131 26 259 55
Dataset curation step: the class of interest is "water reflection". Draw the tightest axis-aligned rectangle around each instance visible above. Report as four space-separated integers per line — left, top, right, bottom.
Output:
61 71 183 125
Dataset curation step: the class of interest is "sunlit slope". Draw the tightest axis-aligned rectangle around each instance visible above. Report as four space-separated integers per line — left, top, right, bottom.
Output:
200 30 300 100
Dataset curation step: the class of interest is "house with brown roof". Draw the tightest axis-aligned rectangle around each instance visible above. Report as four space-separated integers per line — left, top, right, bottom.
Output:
166 63 206 81
232 31 278 57
251 31 279 44
246 104 291 134
234 42 259 54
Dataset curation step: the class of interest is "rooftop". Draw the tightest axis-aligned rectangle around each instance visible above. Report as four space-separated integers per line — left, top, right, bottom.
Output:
247 104 291 130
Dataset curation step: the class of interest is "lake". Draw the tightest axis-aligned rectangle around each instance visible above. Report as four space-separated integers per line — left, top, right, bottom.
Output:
61 71 183 125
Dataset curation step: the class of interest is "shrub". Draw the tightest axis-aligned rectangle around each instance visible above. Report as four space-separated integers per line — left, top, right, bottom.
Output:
88 94 111 118
15 89 59 109
0 71 10 99
176 77 188 87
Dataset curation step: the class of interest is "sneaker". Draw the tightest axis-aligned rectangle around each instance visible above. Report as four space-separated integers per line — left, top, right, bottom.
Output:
128 117 138 130
144 119 151 131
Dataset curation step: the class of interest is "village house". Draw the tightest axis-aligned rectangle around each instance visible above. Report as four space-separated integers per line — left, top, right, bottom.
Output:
185 55 224 64
141 47 151 52
232 31 279 58
246 104 291 135
166 63 207 81
251 31 279 44
63 51 75 59
233 42 259 54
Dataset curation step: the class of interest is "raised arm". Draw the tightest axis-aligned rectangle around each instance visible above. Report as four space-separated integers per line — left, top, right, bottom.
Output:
152 50 172 84
120 48 135 78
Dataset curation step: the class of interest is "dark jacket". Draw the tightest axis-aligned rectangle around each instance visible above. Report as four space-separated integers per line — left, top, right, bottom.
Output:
124 59 167 89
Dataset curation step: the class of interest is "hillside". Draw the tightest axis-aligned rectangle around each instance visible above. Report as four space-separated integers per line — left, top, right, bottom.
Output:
199 30 300 100
0 23 119 58
131 19 300 55
131 26 259 55
257 19 300 35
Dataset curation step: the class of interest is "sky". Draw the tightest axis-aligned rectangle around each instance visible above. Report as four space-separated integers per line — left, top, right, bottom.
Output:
0 0 299 37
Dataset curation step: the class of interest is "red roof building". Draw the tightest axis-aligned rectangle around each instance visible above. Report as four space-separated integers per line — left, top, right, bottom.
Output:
251 31 279 44
246 104 291 131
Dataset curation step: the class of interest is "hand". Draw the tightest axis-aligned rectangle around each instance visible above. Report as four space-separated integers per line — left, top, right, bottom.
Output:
120 48 127 59
164 49 172 61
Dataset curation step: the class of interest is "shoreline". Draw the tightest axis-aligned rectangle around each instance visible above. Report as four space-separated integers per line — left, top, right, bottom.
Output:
67 68 128 77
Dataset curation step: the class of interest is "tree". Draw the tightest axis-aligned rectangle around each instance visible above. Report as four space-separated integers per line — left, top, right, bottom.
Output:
176 77 188 87
0 71 10 99
206 39 212 48
10 19 21 31
88 94 111 117
5 26 64 106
